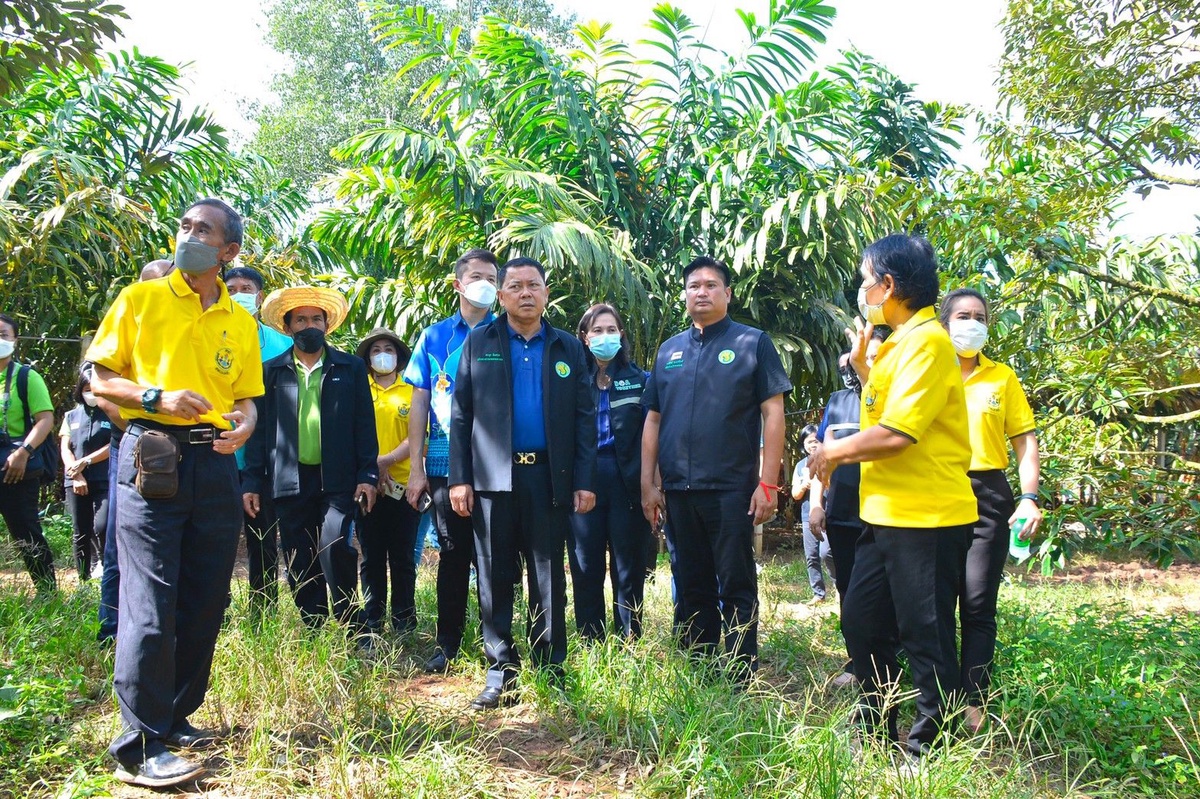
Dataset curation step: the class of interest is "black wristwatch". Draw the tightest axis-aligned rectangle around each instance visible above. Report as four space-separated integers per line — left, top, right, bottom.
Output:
1017 492 1039 506
19 442 34 455
141 387 163 414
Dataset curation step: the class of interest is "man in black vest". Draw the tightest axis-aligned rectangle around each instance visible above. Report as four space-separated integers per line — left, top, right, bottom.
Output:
449 257 596 710
641 256 792 681
242 286 378 633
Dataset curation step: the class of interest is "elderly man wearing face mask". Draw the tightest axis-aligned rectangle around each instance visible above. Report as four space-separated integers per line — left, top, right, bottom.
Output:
242 287 378 636
224 266 292 622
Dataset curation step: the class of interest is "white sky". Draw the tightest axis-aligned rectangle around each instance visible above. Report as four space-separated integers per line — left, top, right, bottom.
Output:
110 0 1196 239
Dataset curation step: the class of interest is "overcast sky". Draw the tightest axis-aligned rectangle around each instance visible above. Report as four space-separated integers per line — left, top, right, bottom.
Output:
110 0 1195 239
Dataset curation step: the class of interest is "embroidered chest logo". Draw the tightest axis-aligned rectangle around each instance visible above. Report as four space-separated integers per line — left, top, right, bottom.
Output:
215 347 234 375
555 361 571 378
398 405 410 418
718 349 736 364
478 352 503 362
613 379 642 391
664 350 684 370
988 392 1002 411
864 387 878 410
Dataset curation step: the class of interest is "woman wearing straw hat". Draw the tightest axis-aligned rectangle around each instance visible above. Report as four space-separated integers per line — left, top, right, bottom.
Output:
242 286 379 634
355 328 419 636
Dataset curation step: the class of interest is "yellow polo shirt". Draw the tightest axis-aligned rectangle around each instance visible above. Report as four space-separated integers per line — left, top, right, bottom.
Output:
87 269 264 428
860 306 977 528
963 354 1036 471
370 374 412 485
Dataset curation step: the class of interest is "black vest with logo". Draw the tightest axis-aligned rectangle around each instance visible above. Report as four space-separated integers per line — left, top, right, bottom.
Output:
822 388 861 523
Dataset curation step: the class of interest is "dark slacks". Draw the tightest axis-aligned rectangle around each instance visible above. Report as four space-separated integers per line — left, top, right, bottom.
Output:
664 489 759 674
108 431 241 766
358 492 420 633
429 476 476 657
244 490 280 620
98 440 120 641
65 487 107 579
841 522 970 755
275 464 361 630
961 470 1016 706
567 450 647 639
473 462 568 689
0 476 56 593
825 521 862 601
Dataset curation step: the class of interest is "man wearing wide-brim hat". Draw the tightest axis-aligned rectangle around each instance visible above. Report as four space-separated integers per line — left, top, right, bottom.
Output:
242 285 379 636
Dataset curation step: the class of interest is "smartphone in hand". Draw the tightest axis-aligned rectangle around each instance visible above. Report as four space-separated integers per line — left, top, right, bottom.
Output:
416 491 433 514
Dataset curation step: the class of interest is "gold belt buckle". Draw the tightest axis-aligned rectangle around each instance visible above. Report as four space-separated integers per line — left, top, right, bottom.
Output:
515 452 536 465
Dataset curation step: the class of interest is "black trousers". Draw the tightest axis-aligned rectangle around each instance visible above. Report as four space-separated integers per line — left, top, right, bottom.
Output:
275 464 362 630
108 431 241 766
841 522 970 755
473 462 569 689
98 441 120 641
65 486 108 579
961 470 1016 705
567 451 647 639
358 492 420 633
0 476 56 593
428 476 476 657
664 489 759 674
825 520 864 669
244 491 280 619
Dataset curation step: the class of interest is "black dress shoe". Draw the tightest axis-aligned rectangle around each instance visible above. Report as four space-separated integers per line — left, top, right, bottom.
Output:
424 650 450 674
166 720 218 750
468 685 516 711
114 750 205 788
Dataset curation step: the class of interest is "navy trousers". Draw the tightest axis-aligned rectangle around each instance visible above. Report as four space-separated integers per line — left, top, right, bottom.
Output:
664 489 759 675
473 462 569 689
108 430 241 766
567 450 647 639
98 439 120 641
429 476 476 658
244 491 280 621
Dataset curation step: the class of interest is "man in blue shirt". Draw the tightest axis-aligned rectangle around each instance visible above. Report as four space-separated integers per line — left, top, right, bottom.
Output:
225 266 292 622
448 257 596 710
403 249 498 673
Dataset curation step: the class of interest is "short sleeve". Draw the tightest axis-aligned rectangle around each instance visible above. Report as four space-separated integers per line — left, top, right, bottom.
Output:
25 370 53 415
86 287 135 375
877 343 951 443
642 364 660 412
816 405 830 441
58 416 70 437
230 317 266 401
791 458 807 486
1004 369 1036 439
403 329 433 390
754 333 793 403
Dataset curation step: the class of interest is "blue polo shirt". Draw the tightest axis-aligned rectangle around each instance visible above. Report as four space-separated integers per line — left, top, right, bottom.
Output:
403 310 495 477
509 321 547 451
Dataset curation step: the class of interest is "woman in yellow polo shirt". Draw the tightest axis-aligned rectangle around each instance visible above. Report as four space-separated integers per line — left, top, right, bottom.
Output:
940 288 1042 733
809 234 977 759
356 328 419 635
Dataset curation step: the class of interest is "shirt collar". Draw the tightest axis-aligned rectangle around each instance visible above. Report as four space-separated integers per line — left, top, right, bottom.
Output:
890 305 938 344
689 314 732 342
507 318 546 342
452 310 496 330
294 353 324 376
167 268 234 312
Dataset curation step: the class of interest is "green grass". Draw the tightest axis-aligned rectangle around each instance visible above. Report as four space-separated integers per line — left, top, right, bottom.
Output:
0 518 1197 796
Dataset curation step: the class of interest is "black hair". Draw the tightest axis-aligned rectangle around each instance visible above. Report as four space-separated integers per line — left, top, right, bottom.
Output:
455 248 499 279
72 370 90 405
185 198 244 246
871 326 888 342
0 313 17 339
498 256 546 285
576 303 630 369
283 308 327 328
225 265 265 291
683 255 732 287
800 424 819 442
938 287 990 327
861 234 939 310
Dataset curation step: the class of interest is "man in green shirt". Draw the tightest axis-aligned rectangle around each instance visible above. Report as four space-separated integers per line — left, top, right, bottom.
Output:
241 287 379 632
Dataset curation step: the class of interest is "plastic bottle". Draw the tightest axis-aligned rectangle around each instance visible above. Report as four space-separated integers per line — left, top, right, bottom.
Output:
1009 518 1032 564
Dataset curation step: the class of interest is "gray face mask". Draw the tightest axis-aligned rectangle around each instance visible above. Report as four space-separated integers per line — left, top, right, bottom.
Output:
174 235 221 274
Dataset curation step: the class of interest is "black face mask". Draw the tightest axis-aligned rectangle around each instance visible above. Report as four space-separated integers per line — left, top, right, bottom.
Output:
840 366 861 392
293 327 326 354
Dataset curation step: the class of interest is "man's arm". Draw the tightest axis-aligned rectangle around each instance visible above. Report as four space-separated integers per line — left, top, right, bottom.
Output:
748 394 785 524
405 388 431 508
91 365 213 423
571 341 596 514
640 410 665 526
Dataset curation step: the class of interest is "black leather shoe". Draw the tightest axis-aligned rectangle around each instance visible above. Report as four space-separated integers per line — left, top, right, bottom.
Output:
468 685 516 711
166 720 218 750
114 750 205 788
424 650 450 674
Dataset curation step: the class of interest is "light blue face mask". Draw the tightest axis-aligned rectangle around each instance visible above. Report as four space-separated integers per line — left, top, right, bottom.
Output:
230 292 259 316
174 235 221 274
588 333 622 362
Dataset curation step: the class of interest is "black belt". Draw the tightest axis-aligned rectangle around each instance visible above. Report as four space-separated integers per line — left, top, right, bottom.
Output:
512 451 546 465
128 421 218 445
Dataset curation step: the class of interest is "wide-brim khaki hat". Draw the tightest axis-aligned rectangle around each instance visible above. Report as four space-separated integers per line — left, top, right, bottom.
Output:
260 286 349 334
356 328 411 365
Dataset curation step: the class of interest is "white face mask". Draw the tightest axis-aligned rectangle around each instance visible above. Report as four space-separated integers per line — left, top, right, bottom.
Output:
0 339 13 360
370 351 397 374
948 318 988 358
231 291 259 316
463 279 497 309
857 284 887 327
82 391 98 407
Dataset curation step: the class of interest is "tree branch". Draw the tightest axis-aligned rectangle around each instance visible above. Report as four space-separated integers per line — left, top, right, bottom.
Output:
1067 262 1200 309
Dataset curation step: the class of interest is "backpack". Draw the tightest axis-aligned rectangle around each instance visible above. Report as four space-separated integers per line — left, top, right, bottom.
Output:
6 363 60 485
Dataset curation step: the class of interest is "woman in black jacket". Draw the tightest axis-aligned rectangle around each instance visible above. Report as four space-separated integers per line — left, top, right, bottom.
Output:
568 303 651 640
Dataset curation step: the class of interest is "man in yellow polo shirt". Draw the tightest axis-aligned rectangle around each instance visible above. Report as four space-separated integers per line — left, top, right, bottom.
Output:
810 233 976 760
88 198 263 788
355 328 420 635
